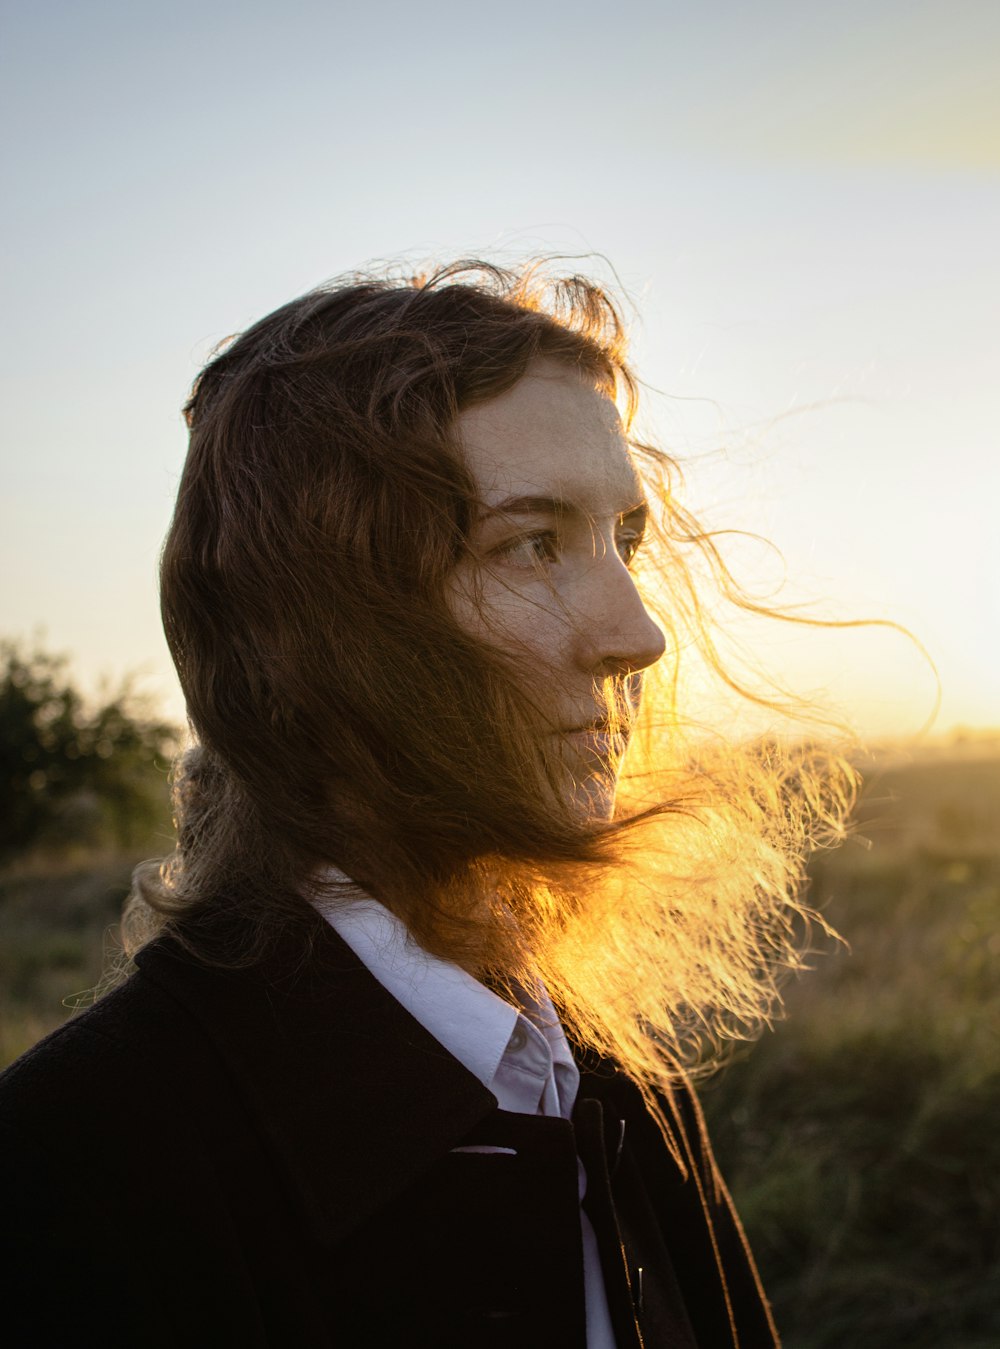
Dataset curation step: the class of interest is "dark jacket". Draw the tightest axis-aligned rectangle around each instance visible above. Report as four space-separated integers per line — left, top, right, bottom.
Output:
0 912 779 1348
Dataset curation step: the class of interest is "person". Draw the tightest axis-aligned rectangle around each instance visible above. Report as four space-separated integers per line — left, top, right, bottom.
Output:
0 261 852 1347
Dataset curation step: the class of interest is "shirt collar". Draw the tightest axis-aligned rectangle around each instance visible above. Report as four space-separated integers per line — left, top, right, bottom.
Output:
313 885 521 1096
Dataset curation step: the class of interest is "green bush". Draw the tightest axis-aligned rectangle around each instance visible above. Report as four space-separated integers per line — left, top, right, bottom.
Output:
0 639 178 860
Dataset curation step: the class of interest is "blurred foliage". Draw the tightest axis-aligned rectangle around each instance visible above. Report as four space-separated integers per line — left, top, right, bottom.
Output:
0 638 179 861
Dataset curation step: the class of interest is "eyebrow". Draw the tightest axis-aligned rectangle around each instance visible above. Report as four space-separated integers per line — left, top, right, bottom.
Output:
478 494 648 524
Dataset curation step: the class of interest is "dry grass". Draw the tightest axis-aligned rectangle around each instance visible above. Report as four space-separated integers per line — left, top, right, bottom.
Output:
701 744 1000 1348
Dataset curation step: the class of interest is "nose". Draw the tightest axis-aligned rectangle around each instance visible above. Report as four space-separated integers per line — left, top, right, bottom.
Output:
575 547 666 679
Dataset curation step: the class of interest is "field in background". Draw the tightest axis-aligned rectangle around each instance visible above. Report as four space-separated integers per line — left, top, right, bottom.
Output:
1 743 998 1346
0 855 139 1066
702 743 1000 1348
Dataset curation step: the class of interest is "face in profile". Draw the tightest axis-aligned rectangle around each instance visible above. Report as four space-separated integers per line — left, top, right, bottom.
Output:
448 359 666 820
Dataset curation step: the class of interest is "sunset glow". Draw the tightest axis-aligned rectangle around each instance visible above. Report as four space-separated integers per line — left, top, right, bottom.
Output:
1 0 996 739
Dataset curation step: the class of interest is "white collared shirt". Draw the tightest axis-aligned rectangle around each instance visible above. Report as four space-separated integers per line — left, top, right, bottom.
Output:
312 889 617 1349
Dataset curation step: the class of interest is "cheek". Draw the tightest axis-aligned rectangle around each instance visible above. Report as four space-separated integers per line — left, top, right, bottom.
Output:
487 597 564 665
446 570 569 668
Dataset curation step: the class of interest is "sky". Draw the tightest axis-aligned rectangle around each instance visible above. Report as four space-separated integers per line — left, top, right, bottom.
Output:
1 0 997 739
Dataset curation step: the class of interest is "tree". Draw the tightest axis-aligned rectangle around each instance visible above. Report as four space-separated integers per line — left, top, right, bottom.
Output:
0 640 180 861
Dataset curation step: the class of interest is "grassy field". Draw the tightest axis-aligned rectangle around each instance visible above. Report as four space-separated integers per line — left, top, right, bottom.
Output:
2 744 998 1345
701 744 1000 1348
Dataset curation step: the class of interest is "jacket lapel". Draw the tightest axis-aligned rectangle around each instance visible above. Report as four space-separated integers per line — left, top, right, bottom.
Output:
135 915 498 1250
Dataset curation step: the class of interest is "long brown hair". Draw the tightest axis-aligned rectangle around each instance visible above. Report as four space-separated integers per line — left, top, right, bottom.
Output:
133 259 855 1103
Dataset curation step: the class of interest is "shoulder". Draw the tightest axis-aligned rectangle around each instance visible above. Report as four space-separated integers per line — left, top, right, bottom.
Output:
1 921 496 1207
0 959 204 1131
0 943 262 1240
0 927 500 1345
0 962 278 1347
0 963 225 1242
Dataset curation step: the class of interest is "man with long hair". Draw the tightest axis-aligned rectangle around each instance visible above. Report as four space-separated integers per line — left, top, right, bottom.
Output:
1 262 852 1346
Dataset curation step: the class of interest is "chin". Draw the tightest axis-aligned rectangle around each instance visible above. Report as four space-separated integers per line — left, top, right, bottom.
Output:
569 774 618 822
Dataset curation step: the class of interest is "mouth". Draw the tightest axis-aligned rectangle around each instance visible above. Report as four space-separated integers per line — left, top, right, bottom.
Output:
560 723 629 760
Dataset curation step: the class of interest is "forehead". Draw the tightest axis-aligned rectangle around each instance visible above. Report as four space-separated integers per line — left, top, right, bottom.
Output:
455 359 641 511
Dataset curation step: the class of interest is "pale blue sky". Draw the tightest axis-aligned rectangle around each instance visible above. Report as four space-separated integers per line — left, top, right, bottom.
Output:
2 0 997 735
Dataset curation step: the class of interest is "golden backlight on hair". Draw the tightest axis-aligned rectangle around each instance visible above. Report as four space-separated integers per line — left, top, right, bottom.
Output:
453 482 858 1151
129 258 859 1138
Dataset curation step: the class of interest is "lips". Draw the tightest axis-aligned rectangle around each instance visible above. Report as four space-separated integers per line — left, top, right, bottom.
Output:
561 725 628 761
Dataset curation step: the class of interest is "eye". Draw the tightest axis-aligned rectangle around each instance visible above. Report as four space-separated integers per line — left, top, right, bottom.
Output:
493 530 561 568
615 520 645 567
